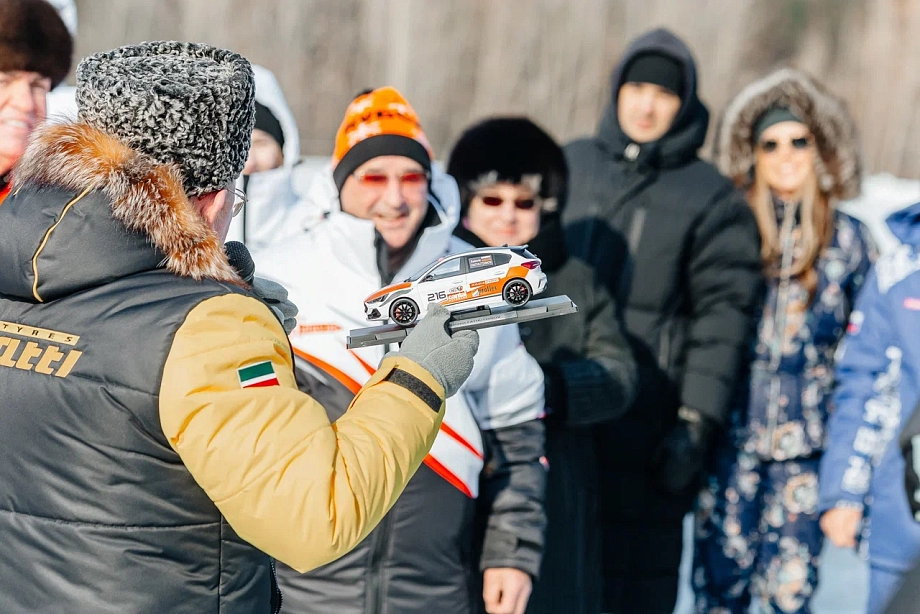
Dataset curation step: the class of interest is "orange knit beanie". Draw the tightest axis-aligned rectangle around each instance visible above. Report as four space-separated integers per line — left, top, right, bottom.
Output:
331 87 433 192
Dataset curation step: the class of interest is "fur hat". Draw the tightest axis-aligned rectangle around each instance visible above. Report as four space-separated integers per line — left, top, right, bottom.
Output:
715 68 861 200
76 41 256 196
331 87 433 193
447 117 568 217
0 0 73 88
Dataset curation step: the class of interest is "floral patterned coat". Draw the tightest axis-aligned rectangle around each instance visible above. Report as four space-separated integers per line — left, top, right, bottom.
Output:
736 202 876 461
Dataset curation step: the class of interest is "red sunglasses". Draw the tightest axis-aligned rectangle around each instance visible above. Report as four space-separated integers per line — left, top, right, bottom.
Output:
354 170 429 188
480 195 538 210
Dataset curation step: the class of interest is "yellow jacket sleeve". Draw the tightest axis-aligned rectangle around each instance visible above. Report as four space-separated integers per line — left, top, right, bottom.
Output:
158 293 445 573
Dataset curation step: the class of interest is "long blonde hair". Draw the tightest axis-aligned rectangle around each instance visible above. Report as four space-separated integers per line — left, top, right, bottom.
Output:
747 158 834 298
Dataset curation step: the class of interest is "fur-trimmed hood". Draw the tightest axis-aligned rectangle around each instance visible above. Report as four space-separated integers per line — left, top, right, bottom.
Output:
0 122 242 302
715 68 861 200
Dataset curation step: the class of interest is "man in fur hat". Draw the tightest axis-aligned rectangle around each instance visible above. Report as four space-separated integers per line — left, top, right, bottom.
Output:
0 0 73 204
0 42 479 613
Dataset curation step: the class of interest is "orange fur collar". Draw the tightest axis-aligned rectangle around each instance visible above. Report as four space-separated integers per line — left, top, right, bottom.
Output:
14 122 244 286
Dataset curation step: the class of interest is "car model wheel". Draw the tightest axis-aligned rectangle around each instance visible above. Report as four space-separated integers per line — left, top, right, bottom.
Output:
502 279 532 307
390 298 419 326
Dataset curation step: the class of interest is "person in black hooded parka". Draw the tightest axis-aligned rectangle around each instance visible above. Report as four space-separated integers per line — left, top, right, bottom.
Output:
448 117 637 614
562 28 763 613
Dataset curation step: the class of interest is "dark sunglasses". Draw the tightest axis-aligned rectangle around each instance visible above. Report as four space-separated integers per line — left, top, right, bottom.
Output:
480 195 538 210
758 136 812 153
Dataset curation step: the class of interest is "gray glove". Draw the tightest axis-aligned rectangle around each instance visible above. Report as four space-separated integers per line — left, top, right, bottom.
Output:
251 276 299 335
388 302 479 398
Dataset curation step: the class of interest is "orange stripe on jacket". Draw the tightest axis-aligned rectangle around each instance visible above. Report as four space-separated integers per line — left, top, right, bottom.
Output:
0 183 10 206
348 348 377 376
423 456 474 498
439 422 483 460
292 347 362 395
303 344 480 495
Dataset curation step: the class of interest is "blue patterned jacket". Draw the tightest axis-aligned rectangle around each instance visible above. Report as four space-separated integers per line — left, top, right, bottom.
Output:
820 202 920 572
736 203 875 461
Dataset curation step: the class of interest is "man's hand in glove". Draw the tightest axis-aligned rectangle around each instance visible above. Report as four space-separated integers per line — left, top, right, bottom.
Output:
251 276 299 335
653 406 715 495
387 303 479 398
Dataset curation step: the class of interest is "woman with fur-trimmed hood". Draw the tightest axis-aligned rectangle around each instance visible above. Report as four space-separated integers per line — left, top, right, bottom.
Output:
693 69 877 614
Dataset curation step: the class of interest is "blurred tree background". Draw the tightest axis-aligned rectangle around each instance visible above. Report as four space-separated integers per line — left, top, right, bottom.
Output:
71 0 920 177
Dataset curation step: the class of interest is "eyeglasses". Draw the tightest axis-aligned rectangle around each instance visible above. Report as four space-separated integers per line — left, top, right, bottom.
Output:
758 136 812 153
354 170 430 189
231 188 248 217
479 195 538 211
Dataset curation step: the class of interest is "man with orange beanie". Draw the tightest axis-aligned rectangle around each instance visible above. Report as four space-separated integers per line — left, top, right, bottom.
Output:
0 0 73 205
253 87 547 614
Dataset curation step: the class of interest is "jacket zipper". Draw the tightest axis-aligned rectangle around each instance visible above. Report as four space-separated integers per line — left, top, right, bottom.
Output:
763 200 799 456
658 319 672 371
626 207 647 258
365 512 395 614
270 558 283 613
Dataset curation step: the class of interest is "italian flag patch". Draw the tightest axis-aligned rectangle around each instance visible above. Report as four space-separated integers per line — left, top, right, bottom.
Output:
238 361 280 388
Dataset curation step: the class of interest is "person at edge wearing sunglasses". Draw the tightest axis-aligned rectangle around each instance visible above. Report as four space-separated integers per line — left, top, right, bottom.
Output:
252 87 547 614
693 69 876 614
447 117 637 614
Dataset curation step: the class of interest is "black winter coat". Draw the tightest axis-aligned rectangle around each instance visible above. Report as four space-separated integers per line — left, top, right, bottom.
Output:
563 29 762 523
0 156 280 612
456 220 636 614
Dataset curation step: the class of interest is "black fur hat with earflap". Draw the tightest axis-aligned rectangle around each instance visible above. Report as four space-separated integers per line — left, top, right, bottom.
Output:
447 117 570 271
447 117 568 219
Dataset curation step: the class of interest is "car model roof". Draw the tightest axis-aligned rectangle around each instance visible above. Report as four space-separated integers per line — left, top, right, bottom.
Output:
459 245 529 255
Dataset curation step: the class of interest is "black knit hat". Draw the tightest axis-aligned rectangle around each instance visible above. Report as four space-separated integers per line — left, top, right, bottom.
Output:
254 101 285 150
621 52 684 97
0 0 73 88
447 117 568 218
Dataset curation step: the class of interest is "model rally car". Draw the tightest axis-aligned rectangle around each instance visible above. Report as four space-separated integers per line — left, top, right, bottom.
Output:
364 246 547 326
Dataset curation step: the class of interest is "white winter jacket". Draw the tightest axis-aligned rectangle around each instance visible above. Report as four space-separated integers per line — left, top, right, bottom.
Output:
227 66 306 251
253 164 544 497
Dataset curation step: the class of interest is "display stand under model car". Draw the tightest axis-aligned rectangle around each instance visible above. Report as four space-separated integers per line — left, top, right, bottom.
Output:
347 245 578 349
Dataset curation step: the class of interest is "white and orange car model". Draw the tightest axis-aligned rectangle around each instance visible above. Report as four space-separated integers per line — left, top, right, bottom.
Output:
364 246 548 326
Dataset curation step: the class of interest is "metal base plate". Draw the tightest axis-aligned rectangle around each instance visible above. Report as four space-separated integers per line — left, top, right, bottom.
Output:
346 295 578 349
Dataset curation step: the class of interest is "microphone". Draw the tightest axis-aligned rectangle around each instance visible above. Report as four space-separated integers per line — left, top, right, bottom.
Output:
225 240 255 285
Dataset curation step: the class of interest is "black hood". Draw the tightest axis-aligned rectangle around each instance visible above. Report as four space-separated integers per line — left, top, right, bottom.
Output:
598 28 709 169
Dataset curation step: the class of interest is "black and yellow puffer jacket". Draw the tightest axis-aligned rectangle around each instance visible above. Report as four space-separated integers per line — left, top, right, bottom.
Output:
0 123 447 614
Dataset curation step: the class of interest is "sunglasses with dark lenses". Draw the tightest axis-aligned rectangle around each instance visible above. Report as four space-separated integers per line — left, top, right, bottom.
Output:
758 136 812 153
480 195 538 210
354 170 430 188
